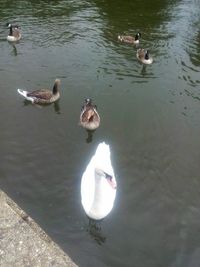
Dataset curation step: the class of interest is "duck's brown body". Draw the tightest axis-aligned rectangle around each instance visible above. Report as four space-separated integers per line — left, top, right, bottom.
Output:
80 99 100 131
118 32 141 44
17 79 61 104
136 49 153 64
7 23 21 42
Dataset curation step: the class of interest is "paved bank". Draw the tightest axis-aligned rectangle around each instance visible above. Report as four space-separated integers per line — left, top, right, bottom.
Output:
0 191 78 267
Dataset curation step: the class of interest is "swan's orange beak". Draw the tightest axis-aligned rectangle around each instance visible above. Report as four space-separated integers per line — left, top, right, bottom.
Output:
105 173 117 190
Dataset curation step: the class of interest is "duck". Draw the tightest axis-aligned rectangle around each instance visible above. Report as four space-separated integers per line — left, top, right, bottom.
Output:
81 142 117 220
136 49 153 64
79 98 100 131
6 23 21 42
118 32 141 44
17 79 61 104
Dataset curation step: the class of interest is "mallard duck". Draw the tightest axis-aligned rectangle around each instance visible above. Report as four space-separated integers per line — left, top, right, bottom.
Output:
17 79 61 104
136 49 153 64
6 23 21 42
80 98 100 131
118 32 141 44
81 142 117 220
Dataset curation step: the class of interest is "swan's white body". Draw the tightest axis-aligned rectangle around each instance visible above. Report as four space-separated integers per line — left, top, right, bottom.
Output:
81 142 117 220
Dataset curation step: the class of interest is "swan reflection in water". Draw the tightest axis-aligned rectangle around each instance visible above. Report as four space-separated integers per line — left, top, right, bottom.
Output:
86 218 106 245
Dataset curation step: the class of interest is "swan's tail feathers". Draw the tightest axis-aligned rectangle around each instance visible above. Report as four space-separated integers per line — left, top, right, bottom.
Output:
17 89 34 103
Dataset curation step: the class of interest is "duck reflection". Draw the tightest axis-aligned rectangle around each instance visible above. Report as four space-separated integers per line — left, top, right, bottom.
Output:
85 130 95 143
53 101 61 114
87 218 106 245
22 99 61 114
9 42 17 56
140 64 147 76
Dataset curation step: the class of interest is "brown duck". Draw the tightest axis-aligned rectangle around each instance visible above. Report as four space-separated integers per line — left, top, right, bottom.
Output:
118 32 141 44
79 99 100 131
17 79 61 104
7 23 21 42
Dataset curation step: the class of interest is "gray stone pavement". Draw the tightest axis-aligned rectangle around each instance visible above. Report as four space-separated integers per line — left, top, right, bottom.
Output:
0 191 78 267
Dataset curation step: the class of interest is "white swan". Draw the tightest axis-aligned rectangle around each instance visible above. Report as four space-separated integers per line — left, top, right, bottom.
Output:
81 142 117 220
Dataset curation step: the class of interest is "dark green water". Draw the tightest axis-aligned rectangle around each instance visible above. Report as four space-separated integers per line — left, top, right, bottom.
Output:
1 0 200 266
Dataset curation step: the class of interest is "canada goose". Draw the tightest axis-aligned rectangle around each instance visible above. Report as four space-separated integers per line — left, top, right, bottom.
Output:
118 32 141 44
17 79 61 104
6 23 21 42
136 49 153 64
81 142 117 220
80 98 100 131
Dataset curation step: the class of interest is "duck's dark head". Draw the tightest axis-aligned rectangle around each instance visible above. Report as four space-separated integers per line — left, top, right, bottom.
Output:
52 79 61 94
6 23 12 28
85 98 92 105
135 32 141 40
145 50 150 60
6 23 13 36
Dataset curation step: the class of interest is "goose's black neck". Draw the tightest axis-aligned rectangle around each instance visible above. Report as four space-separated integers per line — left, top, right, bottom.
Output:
53 83 58 94
135 34 139 41
145 51 149 60
135 33 141 41
9 26 13 36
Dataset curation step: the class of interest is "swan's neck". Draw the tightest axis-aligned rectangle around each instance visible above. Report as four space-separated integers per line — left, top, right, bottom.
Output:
90 172 105 213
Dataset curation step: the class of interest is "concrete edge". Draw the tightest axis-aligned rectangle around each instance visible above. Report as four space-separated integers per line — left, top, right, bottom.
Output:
0 191 78 266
